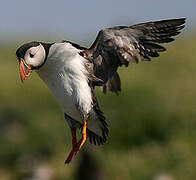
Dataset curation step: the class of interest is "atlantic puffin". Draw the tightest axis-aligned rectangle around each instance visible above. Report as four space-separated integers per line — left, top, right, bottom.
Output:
16 18 186 164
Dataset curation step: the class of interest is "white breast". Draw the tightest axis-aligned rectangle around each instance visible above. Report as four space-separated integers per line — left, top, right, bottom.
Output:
37 43 93 121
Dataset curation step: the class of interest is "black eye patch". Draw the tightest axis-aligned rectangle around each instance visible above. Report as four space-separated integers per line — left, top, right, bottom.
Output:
29 53 34 58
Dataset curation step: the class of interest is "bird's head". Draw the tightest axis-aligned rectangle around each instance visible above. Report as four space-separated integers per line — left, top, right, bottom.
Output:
16 41 49 82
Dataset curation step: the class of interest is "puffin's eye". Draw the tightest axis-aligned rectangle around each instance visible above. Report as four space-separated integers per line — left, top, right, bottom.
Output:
29 53 34 58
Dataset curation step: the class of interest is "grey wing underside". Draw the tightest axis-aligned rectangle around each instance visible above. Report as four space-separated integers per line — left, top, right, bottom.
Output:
83 18 186 94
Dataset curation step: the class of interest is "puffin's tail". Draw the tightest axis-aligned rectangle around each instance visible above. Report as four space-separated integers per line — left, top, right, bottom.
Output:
86 106 109 146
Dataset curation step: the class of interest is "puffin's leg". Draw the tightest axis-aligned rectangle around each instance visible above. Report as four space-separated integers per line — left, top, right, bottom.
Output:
65 129 77 164
75 119 87 153
65 118 88 164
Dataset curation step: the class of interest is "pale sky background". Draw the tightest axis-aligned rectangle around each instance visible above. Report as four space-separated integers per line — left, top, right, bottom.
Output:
0 0 195 44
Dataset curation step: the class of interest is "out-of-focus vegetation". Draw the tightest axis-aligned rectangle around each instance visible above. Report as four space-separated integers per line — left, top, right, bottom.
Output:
0 35 196 180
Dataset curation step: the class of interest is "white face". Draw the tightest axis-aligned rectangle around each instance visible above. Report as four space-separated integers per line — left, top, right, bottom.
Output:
24 44 46 68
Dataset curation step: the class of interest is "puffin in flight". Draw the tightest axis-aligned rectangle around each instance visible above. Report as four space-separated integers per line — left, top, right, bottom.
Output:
16 18 185 164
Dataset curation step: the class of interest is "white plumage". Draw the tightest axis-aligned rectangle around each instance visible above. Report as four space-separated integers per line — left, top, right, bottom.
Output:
37 43 93 122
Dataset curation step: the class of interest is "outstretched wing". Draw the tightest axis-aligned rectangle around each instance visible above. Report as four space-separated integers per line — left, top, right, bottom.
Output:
83 18 186 94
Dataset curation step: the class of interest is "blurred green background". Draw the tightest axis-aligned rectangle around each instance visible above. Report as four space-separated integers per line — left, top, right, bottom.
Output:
1 1 196 180
1 34 196 180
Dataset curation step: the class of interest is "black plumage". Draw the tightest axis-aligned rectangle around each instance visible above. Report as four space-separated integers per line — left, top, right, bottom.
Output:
82 18 186 94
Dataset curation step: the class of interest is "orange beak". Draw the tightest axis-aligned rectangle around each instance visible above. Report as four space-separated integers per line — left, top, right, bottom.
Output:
19 59 32 83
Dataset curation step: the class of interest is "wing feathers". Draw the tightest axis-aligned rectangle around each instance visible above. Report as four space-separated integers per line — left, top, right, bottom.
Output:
100 72 121 94
84 18 186 93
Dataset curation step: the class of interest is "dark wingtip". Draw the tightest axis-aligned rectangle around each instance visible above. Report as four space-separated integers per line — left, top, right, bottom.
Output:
177 17 186 22
158 17 186 25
